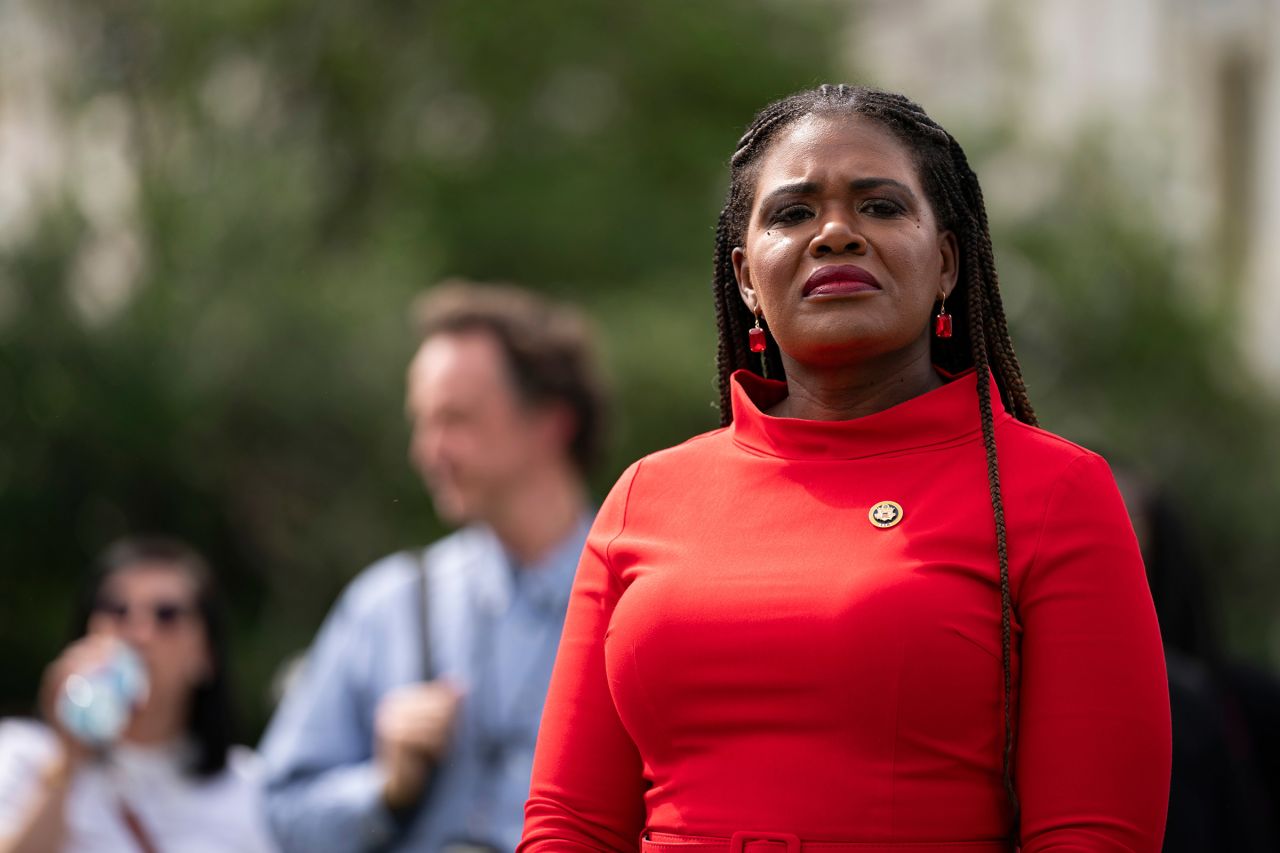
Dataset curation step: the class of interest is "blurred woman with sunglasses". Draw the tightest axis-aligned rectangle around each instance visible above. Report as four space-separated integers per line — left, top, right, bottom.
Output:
0 537 278 852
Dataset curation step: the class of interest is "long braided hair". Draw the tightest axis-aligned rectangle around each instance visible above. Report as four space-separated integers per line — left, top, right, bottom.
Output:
711 84 1037 839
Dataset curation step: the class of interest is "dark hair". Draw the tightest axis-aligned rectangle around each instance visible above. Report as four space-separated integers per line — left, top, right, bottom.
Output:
72 537 234 778
711 84 1037 838
413 280 609 474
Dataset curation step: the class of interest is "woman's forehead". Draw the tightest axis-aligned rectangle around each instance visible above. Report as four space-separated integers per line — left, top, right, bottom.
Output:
753 113 921 189
102 563 198 600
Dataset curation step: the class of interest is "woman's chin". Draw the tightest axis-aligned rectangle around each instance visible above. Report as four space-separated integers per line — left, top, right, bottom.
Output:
778 336 914 369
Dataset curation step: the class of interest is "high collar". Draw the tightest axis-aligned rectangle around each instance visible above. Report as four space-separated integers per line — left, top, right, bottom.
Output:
728 368 1010 461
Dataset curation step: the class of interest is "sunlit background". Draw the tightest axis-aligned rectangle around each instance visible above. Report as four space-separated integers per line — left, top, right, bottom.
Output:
2 0 1278 738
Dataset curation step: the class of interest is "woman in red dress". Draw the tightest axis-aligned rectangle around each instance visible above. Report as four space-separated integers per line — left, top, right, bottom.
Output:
520 85 1171 852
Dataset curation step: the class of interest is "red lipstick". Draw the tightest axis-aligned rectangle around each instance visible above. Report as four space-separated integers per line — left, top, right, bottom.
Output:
803 264 882 297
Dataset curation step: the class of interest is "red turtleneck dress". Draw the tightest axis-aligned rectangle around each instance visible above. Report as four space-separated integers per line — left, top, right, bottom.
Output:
520 370 1170 852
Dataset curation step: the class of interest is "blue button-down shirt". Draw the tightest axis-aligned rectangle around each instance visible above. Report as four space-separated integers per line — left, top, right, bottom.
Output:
258 518 589 852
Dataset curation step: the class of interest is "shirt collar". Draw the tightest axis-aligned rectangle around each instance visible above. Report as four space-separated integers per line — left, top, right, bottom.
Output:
512 512 592 614
728 367 1010 461
469 513 591 615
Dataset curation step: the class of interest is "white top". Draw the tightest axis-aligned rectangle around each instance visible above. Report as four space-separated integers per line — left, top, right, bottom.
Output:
0 719 279 852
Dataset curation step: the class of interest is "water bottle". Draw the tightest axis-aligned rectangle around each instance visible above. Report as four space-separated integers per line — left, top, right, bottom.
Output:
56 643 149 747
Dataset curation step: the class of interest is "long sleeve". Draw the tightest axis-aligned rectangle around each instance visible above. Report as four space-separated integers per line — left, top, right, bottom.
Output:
1015 454 1172 852
258 585 398 853
0 721 63 851
520 462 647 852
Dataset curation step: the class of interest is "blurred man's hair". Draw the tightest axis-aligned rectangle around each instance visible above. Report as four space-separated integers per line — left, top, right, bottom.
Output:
413 280 609 474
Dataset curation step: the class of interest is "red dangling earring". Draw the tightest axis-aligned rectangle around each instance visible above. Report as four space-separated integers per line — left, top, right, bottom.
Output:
934 293 953 339
748 313 767 352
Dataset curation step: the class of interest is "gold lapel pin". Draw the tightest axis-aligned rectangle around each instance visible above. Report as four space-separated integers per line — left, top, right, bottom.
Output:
868 500 904 529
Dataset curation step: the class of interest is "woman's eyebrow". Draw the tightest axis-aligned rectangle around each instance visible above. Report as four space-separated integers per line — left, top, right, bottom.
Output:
758 181 819 209
849 177 918 200
759 177 918 211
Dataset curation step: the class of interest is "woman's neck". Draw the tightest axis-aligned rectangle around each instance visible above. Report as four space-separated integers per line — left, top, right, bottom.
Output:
770 345 942 421
122 691 191 746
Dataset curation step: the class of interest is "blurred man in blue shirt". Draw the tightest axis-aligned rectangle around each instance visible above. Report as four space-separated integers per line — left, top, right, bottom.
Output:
259 282 608 852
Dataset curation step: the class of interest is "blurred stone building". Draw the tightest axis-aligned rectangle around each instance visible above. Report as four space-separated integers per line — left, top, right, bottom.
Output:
847 0 1280 385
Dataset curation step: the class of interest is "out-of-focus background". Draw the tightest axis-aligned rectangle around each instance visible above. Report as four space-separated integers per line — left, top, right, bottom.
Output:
2 0 1278 738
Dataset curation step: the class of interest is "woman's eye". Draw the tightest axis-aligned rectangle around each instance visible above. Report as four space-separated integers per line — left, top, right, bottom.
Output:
861 198 905 217
769 204 812 225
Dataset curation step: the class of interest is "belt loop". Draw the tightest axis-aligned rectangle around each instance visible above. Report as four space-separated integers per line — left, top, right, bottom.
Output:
728 831 801 853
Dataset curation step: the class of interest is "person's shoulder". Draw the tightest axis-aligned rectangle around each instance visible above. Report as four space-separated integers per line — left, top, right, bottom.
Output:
187 744 258 787
336 551 417 616
631 426 733 475
0 720 60 834
591 426 732 506
421 524 494 566
0 718 57 768
587 427 731 515
996 417 1114 484
225 744 265 778
994 421 1135 533
336 531 470 619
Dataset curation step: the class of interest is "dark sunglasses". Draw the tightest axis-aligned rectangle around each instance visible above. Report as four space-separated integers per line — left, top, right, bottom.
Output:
93 600 196 628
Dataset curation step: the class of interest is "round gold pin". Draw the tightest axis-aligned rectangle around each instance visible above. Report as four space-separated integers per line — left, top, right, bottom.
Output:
868 500 903 529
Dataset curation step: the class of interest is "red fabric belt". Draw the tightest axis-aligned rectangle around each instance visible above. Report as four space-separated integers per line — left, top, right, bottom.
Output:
642 832 1012 853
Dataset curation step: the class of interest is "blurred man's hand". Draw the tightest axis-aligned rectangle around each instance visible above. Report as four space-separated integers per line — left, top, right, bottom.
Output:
375 681 463 811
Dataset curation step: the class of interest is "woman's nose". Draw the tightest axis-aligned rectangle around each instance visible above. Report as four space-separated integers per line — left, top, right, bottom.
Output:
808 214 866 257
119 613 158 647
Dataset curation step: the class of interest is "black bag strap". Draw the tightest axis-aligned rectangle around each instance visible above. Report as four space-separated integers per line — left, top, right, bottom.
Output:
373 548 438 851
415 548 433 681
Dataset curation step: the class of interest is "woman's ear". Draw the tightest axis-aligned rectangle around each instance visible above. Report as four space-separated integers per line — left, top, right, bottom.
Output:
938 230 959 298
731 246 760 315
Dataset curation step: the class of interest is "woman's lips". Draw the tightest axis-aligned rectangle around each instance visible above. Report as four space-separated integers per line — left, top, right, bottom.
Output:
802 264 882 296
